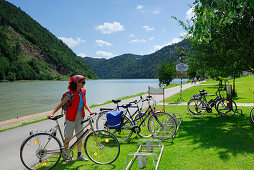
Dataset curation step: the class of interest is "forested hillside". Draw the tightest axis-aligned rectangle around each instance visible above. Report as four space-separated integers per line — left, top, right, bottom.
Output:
0 0 97 81
83 40 190 79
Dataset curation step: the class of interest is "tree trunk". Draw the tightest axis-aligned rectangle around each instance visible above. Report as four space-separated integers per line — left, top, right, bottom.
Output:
232 77 236 97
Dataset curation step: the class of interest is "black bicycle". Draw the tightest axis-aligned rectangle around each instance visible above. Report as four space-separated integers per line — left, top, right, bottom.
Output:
96 96 177 141
188 88 237 117
20 113 120 170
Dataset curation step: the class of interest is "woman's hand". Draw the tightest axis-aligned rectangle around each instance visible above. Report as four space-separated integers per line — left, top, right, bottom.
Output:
47 112 55 118
89 111 96 115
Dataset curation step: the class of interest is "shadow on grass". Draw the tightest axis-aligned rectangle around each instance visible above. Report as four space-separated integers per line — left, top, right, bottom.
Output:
53 159 117 169
179 114 254 161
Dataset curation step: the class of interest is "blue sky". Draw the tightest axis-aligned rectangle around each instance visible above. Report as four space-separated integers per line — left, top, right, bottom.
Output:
6 0 194 59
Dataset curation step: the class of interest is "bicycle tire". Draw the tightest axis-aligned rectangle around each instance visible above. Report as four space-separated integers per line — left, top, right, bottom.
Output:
95 111 108 130
147 112 177 140
250 107 254 124
110 114 134 141
216 99 237 117
187 99 206 116
20 132 62 170
96 112 133 141
133 112 152 138
84 130 120 164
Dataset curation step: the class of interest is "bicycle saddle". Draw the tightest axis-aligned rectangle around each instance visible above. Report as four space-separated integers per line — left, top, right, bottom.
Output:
199 89 205 93
122 103 131 108
112 100 121 103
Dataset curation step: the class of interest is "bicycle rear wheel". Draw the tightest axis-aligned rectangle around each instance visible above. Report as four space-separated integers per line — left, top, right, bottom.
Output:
84 130 120 164
109 114 134 141
147 112 177 140
95 111 108 130
216 99 237 117
20 133 62 170
250 107 254 124
187 99 206 116
134 112 152 138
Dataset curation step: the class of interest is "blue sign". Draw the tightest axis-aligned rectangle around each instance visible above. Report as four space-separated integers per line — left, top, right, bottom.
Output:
176 63 188 72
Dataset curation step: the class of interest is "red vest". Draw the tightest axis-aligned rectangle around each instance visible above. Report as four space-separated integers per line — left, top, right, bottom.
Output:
65 88 86 121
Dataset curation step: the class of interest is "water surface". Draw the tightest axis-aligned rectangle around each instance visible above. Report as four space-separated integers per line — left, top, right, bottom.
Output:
0 79 187 121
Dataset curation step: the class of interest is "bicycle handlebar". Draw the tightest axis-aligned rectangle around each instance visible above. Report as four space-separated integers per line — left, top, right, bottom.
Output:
48 114 64 120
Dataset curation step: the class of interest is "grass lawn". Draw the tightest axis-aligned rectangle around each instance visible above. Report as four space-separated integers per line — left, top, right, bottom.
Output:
47 105 254 169
166 75 254 103
34 76 254 169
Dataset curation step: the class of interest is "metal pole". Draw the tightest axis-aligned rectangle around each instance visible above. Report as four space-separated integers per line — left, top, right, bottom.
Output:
180 76 182 100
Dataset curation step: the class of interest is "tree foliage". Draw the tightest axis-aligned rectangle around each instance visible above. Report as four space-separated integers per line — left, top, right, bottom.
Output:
156 60 176 87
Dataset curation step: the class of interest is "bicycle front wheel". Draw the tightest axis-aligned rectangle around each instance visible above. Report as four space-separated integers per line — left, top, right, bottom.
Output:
148 112 177 140
134 112 152 138
84 130 120 164
187 99 206 116
216 99 237 117
20 133 62 170
250 107 254 124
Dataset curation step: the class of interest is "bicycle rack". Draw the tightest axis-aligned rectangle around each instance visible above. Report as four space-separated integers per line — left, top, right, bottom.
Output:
152 113 183 143
126 139 164 170
170 113 183 137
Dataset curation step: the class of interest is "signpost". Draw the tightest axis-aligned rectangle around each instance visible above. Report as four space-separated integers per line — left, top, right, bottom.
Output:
176 63 188 100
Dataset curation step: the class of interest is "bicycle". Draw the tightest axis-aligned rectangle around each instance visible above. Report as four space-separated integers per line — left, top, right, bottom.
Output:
96 96 177 141
250 107 254 124
187 88 237 117
20 113 120 170
96 96 152 139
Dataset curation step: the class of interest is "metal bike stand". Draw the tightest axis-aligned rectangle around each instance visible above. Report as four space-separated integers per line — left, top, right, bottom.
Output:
126 139 164 170
170 113 183 138
152 113 183 142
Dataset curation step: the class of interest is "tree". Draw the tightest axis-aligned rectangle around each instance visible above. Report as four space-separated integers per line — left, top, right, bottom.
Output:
156 60 176 87
174 0 254 96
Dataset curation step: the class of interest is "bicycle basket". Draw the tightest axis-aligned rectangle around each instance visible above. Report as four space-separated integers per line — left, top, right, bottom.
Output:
106 111 123 129
193 94 200 100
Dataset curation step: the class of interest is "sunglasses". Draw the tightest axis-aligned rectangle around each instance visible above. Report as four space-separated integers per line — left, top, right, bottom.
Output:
79 81 86 84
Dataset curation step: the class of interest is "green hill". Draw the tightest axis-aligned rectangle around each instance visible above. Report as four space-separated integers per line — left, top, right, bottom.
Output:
82 39 190 79
0 0 97 81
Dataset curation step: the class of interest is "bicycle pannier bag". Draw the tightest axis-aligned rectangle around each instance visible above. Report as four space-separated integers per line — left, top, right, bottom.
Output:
106 111 123 129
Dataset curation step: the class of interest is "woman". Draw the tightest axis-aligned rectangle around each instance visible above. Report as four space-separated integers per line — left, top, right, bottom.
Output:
48 75 94 162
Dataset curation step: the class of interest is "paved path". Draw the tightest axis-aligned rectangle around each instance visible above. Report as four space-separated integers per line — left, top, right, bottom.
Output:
0 81 211 170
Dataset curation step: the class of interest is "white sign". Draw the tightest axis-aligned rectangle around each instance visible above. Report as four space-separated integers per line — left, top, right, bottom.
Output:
176 63 188 72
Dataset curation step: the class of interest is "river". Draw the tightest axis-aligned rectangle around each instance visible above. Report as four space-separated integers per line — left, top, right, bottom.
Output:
0 79 187 121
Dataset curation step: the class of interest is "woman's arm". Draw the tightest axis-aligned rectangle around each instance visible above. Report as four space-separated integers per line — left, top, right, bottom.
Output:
84 96 95 114
48 96 69 118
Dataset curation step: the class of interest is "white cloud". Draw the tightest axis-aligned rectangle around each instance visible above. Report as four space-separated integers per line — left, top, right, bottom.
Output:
153 8 161 15
95 22 124 34
136 5 145 13
186 7 195 20
143 26 154 31
129 39 146 43
149 37 154 41
96 51 115 59
136 5 143 10
96 40 112 47
129 34 134 38
78 53 87 58
59 37 85 48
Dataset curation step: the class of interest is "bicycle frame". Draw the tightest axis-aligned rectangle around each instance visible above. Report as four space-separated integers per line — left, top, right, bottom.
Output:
52 115 99 151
